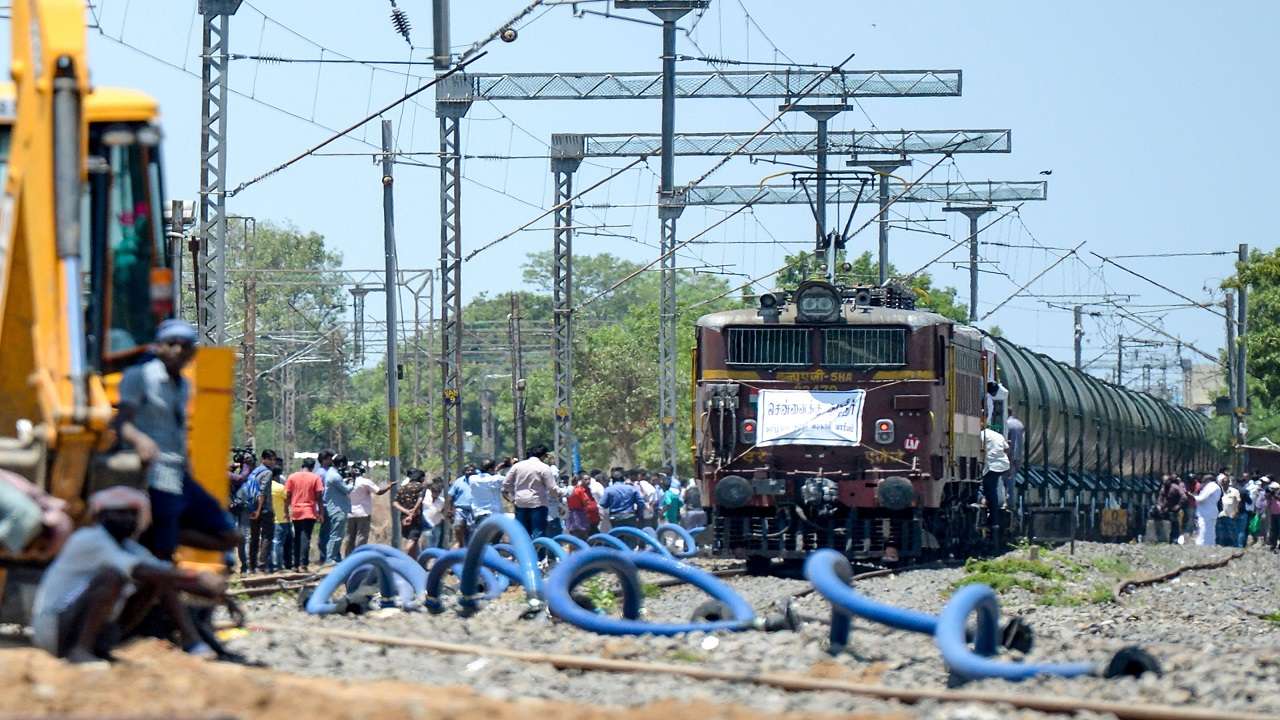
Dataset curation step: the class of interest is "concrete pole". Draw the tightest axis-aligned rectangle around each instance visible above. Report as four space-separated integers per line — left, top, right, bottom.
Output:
1237 243 1248 446
1225 291 1237 449
381 120 403 548
1073 305 1083 370
508 293 527 458
943 205 993 323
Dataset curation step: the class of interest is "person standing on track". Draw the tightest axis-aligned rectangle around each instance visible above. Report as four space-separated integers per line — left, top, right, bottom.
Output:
285 458 323 570
980 422 1010 546
321 454 355 563
1218 474 1242 547
1003 410 1025 510
503 445 559 540
345 465 390 555
1192 472 1222 546
601 472 643 530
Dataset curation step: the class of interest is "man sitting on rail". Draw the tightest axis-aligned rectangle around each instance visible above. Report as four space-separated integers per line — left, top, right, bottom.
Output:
30 487 226 663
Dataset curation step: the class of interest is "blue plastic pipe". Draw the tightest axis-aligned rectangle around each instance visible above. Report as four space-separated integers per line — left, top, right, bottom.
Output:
347 544 428 581
458 515 544 613
805 549 936 649
553 533 591 552
609 526 675 559
545 548 757 635
654 523 698 559
305 551 423 615
587 532 631 552
423 547 512 612
416 546 448 569
936 584 1095 682
533 536 568 562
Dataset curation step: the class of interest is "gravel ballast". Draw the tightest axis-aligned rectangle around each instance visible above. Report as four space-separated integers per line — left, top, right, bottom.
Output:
227 542 1280 719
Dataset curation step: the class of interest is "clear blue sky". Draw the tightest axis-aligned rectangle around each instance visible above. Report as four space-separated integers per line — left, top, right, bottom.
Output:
29 1 1277 387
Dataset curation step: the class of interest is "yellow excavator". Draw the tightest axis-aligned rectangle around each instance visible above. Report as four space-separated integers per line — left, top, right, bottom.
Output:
0 0 234 621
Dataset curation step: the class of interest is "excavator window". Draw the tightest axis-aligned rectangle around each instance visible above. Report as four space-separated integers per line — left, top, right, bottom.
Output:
85 123 171 373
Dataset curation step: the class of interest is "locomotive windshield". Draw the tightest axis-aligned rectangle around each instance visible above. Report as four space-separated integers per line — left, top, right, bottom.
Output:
723 325 908 368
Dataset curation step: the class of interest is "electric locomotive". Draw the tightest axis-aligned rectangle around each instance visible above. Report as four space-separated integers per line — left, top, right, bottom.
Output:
692 279 1213 569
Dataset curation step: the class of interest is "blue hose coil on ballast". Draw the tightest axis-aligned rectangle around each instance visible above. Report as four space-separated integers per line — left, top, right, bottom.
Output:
545 548 757 635
936 584 1095 682
533 536 568 562
553 533 590 552
416 546 448 569
653 523 698 558
608 526 675 559
804 549 936 650
587 532 631 552
458 514 544 613
305 549 424 615
423 547 512 612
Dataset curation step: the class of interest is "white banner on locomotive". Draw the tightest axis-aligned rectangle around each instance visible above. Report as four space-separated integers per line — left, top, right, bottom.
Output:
755 389 867 447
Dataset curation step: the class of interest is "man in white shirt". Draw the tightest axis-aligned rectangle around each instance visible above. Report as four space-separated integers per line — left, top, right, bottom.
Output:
1218 475 1242 547
469 459 506 521
980 424 1010 544
636 471 659 528
345 467 390 555
502 445 559 539
1193 471 1223 546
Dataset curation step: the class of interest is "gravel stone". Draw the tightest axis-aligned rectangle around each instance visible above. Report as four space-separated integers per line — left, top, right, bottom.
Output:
228 542 1279 718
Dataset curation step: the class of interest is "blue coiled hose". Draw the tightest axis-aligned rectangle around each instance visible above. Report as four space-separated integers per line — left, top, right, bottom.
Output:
587 532 631 552
545 548 757 635
553 533 590 552
533 536 568 562
936 584 1095 682
804 549 936 649
305 548 425 615
423 547 513 612
608 526 675 559
653 523 698 559
458 515 544 613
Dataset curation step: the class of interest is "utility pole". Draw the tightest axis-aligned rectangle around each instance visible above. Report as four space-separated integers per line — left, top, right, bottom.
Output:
350 286 370 364
167 200 186 319
942 205 995 322
550 136 582 471
1117 335 1124 385
435 0 468 483
197 0 241 345
1073 305 1083 370
1237 243 1249 451
381 119 403 548
242 254 257 450
508 292 526 459
1225 291 1238 447
616 0 707 478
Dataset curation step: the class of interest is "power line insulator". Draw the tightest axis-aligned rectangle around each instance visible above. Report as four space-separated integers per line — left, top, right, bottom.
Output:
500 27 518 43
389 3 412 45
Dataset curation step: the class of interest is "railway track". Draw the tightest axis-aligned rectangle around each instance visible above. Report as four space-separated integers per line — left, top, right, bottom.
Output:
246 622 1270 720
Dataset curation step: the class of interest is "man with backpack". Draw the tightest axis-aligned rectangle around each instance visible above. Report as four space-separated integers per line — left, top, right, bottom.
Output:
234 450 277 573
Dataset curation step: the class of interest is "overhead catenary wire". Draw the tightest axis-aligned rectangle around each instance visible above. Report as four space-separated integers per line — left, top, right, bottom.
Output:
228 53 487 196
1090 252 1228 321
980 241 1086 320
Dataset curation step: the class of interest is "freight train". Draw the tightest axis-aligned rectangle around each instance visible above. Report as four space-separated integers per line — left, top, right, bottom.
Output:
692 279 1215 569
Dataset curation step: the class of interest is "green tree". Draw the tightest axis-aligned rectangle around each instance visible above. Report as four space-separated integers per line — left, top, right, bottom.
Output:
224 221 347 456
776 250 968 322
1219 247 1280 448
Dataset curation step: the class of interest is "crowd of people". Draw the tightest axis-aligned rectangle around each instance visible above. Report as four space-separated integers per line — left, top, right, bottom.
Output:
222 444 707 572
1154 469 1280 548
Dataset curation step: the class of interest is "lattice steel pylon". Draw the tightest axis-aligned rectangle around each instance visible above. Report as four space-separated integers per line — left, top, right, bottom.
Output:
550 137 582 471
437 73 471 482
197 0 242 345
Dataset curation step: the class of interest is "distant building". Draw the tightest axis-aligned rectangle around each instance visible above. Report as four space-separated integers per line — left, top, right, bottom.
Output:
1183 363 1223 416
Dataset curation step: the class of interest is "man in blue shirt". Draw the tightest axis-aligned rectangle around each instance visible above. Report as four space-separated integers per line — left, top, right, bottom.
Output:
446 465 476 547
469 459 505 521
320 453 354 563
600 476 642 529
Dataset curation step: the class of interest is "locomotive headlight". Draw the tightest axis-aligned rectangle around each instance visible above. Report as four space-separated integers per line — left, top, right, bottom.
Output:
714 474 752 509
874 419 894 444
877 476 915 510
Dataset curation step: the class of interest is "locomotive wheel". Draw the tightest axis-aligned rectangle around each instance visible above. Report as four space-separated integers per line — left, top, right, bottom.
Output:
744 555 773 576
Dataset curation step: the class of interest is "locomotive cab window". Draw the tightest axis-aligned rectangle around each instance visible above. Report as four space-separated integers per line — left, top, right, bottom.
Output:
822 327 907 368
724 327 811 367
